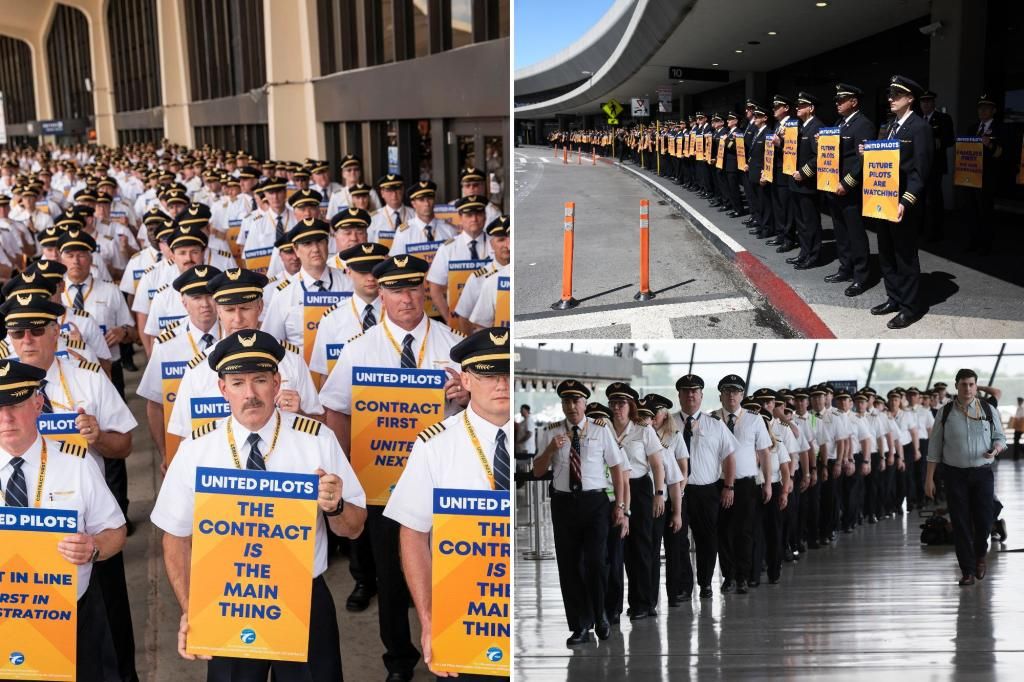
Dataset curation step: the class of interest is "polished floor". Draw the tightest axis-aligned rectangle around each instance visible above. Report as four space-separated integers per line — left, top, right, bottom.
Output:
514 461 1024 681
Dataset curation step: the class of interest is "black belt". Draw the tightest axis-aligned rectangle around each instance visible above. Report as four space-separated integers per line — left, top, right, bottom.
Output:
551 489 607 497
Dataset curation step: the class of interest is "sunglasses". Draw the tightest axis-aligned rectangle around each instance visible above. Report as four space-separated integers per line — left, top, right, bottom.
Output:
9 327 49 339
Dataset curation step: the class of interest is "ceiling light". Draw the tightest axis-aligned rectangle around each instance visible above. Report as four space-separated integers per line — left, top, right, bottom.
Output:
735 49 743 54
712 63 719 66
768 31 778 35
815 2 828 6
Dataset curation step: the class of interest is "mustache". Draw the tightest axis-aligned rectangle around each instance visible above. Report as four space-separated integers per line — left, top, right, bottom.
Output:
241 398 265 409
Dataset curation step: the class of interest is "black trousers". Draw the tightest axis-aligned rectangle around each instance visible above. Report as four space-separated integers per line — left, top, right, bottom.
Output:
754 179 774 234
726 171 745 213
348 527 377 587
624 476 654 613
757 482 784 582
685 483 720 588
365 506 419 675
924 171 945 237
783 468 802 552
717 477 756 583
962 185 997 249
841 453 865 531
77 578 120 682
828 191 870 284
604 514 625 619
661 495 692 600
820 465 840 539
771 176 793 239
792 191 822 261
207 576 343 681
801 474 820 545
749 485 764 583
869 206 922 317
552 491 610 631
914 439 930 506
944 465 995 577
884 459 899 514
866 453 884 519
93 551 137 681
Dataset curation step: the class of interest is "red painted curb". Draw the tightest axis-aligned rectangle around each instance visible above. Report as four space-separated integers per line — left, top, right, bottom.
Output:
735 252 836 338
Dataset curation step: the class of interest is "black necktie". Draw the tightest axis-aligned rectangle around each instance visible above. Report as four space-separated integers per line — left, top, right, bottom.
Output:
569 426 582 492
72 283 85 310
493 430 510 491
425 222 434 242
977 123 986 136
684 416 694 452
200 333 215 350
38 379 54 414
362 304 376 331
888 122 900 139
394 211 402 227
275 215 284 241
6 458 28 507
400 334 416 369
727 413 736 433
469 239 479 261
245 433 265 471
314 280 325 291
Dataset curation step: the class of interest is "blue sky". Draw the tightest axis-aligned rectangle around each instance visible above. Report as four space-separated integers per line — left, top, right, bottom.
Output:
515 0 616 70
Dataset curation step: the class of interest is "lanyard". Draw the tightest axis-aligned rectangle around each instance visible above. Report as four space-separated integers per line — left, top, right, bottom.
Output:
300 271 334 292
226 412 282 469
381 317 429 368
383 208 403 230
186 327 200 357
0 440 48 508
49 359 76 411
463 411 495 491
63 278 94 308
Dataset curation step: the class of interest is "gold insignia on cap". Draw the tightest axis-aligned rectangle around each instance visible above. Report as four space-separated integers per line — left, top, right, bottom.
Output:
195 266 208 277
15 294 32 305
419 181 428 187
37 261 50 270
489 331 509 345
181 225 192 233
22 272 35 283
566 380 576 386
394 255 408 268
11 388 28 398
0 363 9 377
226 269 242 281
361 244 374 253
68 229 80 238
348 208 358 215
238 333 257 348
387 174 396 180
304 217 316 225
189 206 199 215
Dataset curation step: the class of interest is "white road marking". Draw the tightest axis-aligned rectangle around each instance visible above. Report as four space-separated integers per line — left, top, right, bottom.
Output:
517 297 755 339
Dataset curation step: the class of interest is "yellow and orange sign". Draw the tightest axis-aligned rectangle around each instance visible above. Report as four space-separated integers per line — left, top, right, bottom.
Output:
430 489 511 677
186 467 318 661
447 259 492 313
782 120 799 176
762 134 776 183
953 137 984 188
243 246 273 275
406 241 445 318
495 276 510 328
162 360 189 464
862 140 901 222
715 137 726 170
37 413 88 450
0 507 78 681
816 127 841 193
350 367 446 505
736 135 747 172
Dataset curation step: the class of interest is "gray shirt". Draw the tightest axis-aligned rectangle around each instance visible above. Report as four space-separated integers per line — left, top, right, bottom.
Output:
927 399 1006 469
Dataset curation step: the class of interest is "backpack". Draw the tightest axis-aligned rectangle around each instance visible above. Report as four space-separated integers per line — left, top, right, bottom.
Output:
920 512 953 545
940 399 995 429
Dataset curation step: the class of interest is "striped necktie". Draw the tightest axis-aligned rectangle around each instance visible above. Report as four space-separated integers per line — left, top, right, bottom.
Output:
400 334 416 369
72 283 85 310
362 304 376 331
38 379 54 414
245 433 266 471
493 430 510 491
5 459 28 507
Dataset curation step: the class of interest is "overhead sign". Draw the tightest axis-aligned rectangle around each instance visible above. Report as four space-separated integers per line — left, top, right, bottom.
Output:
40 120 64 135
602 99 623 125
631 98 649 117
668 66 730 82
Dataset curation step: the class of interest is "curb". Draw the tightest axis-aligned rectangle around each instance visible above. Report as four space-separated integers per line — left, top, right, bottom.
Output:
616 161 836 339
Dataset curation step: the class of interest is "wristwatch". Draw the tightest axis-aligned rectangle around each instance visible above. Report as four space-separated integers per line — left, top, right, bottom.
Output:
655 490 664 496
623 509 632 517
724 485 734 491
89 545 100 563
325 497 346 517
616 502 626 511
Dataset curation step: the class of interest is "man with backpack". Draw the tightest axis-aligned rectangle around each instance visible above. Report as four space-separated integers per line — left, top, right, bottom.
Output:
925 369 1006 586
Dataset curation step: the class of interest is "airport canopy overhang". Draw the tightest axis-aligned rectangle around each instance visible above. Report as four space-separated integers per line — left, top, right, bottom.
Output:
515 0 931 118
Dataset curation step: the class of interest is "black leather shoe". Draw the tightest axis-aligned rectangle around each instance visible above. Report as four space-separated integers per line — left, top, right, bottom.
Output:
785 255 803 265
699 587 713 599
346 582 376 612
608 613 620 625
595 619 611 640
755 231 772 239
733 210 749 219
765 237 784 246
668 597 682 607
566 630 592 646
727 210 741 218
721 579 735 593
742 217 756 226
747 580 760 589
735 580 749 594
718 205 731 213
776 241 797 253
386 672 412 682
887 312 919 329
870 301 899 316
958 575 976 587
824 271 852 283
794 259 816 270
844 282 868 297
629 610 650 621
749 227 762 235
769 577 780 584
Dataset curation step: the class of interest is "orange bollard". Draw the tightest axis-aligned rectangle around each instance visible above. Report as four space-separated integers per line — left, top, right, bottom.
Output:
592 148 597 165
635 199 655 301
577 146 582 164
551 202 579 310
563 145 568 164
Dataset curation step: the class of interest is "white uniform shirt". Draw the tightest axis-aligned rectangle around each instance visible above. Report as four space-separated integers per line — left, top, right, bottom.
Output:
118 246 161 296
671 412 737 485
426 232 493 286
131 260 178 315
368 205 415 244
713 407 772 479
388 216 457 255
767 419 793 483
94 220 140 272
318 315 462 415
242 207 297 255
62 276 134 361
848 412 874 455
260 267 354 348
137 322 221 403
144 285 189 336
535 417 624 492
611 421 662 479
384 405 511 532
58 309 112 362
467 264 509 327
151 411 365 578
894 410 916 446
309 295 381 376
326 186 382 217
0 438 125 598
914 405 935 439
662 430 690 466
167 340 323 438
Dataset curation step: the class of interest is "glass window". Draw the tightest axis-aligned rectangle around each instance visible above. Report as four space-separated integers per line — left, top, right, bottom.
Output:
385 120 400 174
751 340 818 361
992 355 1024 409
808 360 872 387
749 361 812 392
413 119 433 181
457 134 476 172
876 340 940 359
933 355 1000 387
693 340 755 362
936 340 1004 356
412 0 429 57
867 357 935 388
813 340 876 360
484 135 504 209
451 0 473 48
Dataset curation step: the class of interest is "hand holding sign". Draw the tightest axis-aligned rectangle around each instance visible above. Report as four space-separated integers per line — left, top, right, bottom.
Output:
315 467 343 513
422 625 458 677
57 532 96 564
64 321 83 342
75 407 100 444
277 378 300 413
178 612 213 661
444 367 469 407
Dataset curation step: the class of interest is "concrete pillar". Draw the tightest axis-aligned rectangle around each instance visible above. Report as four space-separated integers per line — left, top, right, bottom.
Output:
264 0 324 160
156 0 194 147
77 0 117 146
26 34 54 122
744 71 767 103
928 0 987 208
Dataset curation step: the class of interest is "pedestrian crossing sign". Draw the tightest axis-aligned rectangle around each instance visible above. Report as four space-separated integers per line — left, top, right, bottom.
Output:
602 99 623 125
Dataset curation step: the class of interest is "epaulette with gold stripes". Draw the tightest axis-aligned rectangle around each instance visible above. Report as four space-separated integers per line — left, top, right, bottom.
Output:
472 265 490 277
321 301 342 319
77 360 101 372
217 249 232 258
417 422 446 442
661 439 671 449
450 327 466 338
280 339 300 355
345 330 366 344
165 319 183 332
187 351 207 369
276 279 291 291
191 420 220 439
64 336 86 350
397 223 410 232
291 415 322 436
592 418 608 427
71 308 91 318
0 342 8 359
443 237 455 245
143 263 157 274
484 267 502 279
156 328 177 344
155 283 170 293
58 440 87 458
